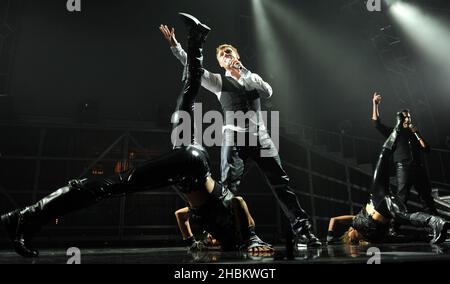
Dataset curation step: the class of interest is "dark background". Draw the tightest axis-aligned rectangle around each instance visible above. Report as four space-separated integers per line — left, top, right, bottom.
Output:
2 0 449 145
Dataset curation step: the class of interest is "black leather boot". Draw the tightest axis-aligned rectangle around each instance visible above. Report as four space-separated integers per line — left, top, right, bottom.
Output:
179 12 210 82
1 209 39 257
293 220 322 248
0 179 115 257
386 196 449 244
172 13 210 147
408 212 450 244
178 12 211 45
272 186 322 247
424 215 448 245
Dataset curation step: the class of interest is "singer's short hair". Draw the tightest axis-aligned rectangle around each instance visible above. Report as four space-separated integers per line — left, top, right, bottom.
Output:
216 44 240 59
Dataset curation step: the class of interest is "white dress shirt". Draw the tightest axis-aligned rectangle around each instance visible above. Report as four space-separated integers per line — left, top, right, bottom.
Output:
170 43 273 133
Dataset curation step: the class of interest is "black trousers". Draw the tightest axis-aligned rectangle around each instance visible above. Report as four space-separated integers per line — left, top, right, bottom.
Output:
14 146 211 228
368 148 443 241
395 162 437 214
220 129 311 234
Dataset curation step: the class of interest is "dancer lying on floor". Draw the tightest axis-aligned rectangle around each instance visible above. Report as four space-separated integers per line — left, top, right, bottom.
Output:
326 111 449 245
1 13 272 257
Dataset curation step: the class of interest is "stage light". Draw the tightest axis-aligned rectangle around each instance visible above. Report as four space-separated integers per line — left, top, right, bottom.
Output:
388 1 450 77
250 0 281 73
250 0 293 112
259 0 361 93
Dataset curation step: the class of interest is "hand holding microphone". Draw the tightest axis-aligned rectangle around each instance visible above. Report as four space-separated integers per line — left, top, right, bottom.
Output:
224 57 243 70
409 123 418 133
409 123 423 141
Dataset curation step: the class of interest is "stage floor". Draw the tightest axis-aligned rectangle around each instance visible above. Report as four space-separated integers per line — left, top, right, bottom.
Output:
1 242 450 264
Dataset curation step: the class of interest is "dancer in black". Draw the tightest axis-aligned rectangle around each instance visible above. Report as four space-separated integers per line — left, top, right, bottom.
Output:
371 92 436 214
326 118 448 244
1 13 272 257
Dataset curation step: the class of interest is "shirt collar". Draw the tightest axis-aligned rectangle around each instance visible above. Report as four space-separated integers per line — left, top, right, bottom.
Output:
225 70 240 81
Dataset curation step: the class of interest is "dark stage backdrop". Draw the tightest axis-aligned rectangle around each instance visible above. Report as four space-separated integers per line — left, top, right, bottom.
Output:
4 0 450 145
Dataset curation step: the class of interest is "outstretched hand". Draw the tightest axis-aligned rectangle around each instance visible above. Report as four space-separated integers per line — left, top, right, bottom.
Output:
373 92 382 105
159 24 178 47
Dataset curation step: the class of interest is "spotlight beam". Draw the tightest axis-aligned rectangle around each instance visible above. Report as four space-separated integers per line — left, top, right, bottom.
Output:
389 2 450 71
251 0 294 114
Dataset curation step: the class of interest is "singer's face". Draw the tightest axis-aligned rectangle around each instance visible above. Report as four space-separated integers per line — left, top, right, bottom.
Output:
402 112 411 128
217 47 239 68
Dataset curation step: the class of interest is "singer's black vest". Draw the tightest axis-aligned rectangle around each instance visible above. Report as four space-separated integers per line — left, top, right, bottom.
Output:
219 75 261 129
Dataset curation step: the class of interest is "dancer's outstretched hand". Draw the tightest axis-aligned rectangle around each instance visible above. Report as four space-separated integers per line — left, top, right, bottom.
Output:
159 24 178 47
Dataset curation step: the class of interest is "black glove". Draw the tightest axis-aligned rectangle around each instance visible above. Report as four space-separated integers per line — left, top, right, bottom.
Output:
326 231 338 244
183 235 206 251
183 236 196 247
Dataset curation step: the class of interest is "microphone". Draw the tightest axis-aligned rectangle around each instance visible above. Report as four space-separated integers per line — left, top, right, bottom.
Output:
225 58 243 70
409 124 422 140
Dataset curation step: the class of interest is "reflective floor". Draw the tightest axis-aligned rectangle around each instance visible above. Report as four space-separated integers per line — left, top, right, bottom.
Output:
1 242 450 264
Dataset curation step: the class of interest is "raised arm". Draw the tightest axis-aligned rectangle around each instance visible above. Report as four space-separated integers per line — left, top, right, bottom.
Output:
159 25 187 65
371 92 392 137
159 24 222 94
372 92 381 121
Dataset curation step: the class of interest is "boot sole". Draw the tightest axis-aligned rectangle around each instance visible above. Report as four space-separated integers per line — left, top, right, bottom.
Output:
179 12 211 32
179 12 201 26
296 240 322 248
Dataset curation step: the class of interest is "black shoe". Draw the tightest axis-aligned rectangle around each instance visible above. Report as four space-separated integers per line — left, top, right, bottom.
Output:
1 210 39 257
430 220 450 244
295 231 322 248
178 12 211 42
